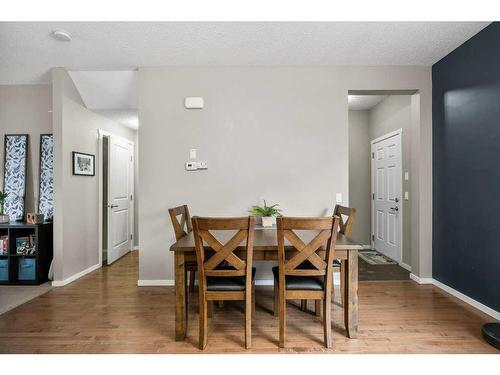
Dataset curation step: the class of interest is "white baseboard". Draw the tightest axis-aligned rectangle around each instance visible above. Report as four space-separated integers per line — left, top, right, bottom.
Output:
409 273 433 284
432 279 500 321
137 279 174 286
409 274 500 320
132 246 139 251
399 262 412 272
51 263 101 287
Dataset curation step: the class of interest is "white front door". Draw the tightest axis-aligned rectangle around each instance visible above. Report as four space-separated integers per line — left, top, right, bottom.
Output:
107 135 133 265
371 130 402 262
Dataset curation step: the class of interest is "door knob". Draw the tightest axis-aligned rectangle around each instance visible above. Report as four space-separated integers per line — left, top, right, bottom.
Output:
109 204 118 208
395 197 399 203
390 206 399 212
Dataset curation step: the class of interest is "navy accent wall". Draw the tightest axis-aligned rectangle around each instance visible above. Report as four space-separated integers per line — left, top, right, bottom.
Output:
433 22 500 312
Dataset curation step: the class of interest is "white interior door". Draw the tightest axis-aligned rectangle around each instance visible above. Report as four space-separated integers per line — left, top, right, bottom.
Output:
371 130 402 262
107 135 133 265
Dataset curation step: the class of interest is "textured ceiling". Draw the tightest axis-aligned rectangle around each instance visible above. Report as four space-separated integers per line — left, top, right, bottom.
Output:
348 95 386 111
0 22 489 84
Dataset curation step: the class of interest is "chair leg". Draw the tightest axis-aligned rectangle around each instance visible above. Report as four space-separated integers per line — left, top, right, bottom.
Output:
301 299 307 311
245 291 252 349
207 301 213 317
273 282 279 317
189 270 196 293
252 285 256 316
199 296 208 350
315 300 321 317
279 288 286 348
323 294 332 348
340 262 345 307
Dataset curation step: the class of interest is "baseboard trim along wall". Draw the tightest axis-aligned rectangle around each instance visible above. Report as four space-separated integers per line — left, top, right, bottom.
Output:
51 263 101 287
137 280 175 286
400 262 412 272
137 274 342 288
410 273 500 320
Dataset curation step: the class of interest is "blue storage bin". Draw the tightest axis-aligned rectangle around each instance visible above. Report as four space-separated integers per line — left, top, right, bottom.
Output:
19 258 36 281
0 258 8 281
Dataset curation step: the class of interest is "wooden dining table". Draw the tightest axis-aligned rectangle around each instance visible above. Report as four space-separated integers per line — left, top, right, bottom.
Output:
170 228 363 341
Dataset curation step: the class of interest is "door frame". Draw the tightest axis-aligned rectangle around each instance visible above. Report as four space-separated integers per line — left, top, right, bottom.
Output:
370 128 403 263
98 129 135 267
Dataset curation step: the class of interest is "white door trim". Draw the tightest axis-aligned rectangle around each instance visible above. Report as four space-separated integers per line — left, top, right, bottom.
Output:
371 128 403 263
97 129 135 267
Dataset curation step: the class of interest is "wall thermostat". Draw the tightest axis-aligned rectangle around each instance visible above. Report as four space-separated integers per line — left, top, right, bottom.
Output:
184 97 204 109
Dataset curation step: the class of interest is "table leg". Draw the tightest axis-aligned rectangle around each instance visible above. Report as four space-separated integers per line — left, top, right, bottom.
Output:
175 251 188 341
344 250 358 338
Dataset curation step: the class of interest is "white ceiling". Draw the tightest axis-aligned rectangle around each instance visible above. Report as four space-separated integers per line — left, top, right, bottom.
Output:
0 22 490 84
68 71 138 109
348 95 386 111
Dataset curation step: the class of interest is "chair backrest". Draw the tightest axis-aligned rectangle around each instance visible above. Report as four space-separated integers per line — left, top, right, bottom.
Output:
192 216 255 288
277 216 340 283
168 205 192 241
333 204 356 237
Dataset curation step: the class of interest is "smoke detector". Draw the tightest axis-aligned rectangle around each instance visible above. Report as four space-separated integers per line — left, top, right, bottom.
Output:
51 30 72 42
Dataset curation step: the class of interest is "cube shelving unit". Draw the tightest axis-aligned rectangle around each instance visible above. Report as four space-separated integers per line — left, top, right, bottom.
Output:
0 222 53 285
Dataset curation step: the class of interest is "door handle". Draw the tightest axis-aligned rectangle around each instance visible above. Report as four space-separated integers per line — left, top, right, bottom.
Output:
108 204 118 209
390 206 399 212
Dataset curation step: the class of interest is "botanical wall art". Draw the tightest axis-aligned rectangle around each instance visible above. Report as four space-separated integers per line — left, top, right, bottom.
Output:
3 134 29 221
38 134 54 220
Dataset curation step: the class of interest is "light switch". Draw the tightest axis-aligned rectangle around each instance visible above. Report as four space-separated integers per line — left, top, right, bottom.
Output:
404 191 409 200
404 172 409 181
189 149 197 160
185 162 197 171
335 193 342 204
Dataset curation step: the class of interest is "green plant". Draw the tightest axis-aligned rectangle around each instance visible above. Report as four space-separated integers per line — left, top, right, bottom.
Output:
248 200 282 217
0 191 7 215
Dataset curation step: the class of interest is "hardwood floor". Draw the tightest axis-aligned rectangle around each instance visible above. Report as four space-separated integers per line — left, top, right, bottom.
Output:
0 251 496 353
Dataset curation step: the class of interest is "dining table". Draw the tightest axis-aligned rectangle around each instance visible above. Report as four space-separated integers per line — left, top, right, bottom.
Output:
170 227 363 341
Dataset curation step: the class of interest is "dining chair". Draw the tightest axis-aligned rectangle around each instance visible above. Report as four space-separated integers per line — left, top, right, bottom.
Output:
273 216 340 348
168 205 197 293
301 204 356 314
192 216 256 350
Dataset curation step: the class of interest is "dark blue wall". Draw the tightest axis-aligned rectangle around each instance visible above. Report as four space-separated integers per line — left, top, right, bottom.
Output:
433 22 500 312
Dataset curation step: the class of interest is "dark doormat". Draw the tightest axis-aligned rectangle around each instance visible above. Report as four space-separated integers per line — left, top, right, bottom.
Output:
358 256 410 281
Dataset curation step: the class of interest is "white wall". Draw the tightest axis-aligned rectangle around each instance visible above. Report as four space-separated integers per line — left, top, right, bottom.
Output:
0 85 52 214
138 66 433 283
348 110 371 245
52 68 137 282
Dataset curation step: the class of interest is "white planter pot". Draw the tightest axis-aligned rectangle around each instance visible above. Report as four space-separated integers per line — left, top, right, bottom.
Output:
0 214 9 223
261 216 275 227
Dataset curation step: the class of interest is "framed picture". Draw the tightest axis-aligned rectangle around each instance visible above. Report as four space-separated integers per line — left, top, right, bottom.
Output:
72 151 95 176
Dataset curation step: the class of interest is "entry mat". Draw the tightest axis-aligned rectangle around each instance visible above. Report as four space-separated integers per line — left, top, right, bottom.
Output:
358 250 398 265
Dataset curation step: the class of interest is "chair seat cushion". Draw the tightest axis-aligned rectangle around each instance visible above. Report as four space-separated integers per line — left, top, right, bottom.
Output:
272 266 325 291
185 261 197 269
206 267 256 291
299 259 341 268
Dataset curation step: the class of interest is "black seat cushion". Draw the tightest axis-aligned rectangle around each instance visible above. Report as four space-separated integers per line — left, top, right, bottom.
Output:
185 261 197 269
272 266 324 291
206 267 256 291
299 259 341 268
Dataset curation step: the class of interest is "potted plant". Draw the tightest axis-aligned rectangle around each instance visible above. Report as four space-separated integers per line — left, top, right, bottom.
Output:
248 200 282 227
0 191 8 223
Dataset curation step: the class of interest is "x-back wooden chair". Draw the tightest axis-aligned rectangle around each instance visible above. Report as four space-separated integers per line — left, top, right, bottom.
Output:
192 216 256 350
168 205 198 293
301 204 356 314
274 216 340 348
